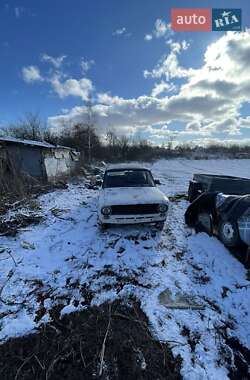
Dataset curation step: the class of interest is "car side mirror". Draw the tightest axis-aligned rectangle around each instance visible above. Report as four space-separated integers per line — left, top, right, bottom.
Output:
154 179 161 185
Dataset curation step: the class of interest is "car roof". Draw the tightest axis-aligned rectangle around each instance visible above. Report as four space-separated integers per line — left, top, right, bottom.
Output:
105 164 150 171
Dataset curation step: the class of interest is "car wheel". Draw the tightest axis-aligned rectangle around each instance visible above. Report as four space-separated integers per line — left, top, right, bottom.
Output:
156 221 165 231
218 220 241 248
195 212 213 235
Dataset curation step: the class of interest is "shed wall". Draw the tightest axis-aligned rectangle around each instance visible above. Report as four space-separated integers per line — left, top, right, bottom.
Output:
0 142 79 183
43 149 76 180
6 144 45 178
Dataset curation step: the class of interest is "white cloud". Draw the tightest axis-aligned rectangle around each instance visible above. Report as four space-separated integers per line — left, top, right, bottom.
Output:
205 118 241 135
33 31 250 143
22 55 94 101
112 27 131 37
48 92 231 137
240 116 250 128
167 39 190 53
154 19 171 38
144 34 153 41
113 27 126 36
22 66 43 83
144 39 191 80
151 81 176 97
80 58 95 74
41 53 67 68
50 75 93 100
145 19 173 41
186 121 202 132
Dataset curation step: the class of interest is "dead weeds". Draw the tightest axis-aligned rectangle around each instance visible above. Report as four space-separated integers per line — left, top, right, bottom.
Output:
0 300 182 380
0 214 44 237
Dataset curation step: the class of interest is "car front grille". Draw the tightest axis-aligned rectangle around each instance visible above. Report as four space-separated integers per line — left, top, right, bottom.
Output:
111 204 159 215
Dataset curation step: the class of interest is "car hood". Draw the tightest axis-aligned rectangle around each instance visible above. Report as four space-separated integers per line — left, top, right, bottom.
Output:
99 187 169 207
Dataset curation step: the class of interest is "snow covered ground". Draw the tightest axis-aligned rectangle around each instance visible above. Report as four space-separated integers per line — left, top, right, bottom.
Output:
0 159 250 379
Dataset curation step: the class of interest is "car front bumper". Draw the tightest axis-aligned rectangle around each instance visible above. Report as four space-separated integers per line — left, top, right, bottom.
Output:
98 213 167 225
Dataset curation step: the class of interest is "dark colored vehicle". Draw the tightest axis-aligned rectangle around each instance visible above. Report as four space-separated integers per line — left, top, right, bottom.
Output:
185 192 250 266
188 173 250 202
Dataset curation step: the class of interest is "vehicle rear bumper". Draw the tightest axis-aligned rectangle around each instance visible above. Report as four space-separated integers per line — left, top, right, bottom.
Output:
99 213 167 225
238 220 250 246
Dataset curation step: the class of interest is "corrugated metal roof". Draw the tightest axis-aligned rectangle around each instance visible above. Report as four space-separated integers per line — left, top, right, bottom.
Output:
0 136 77 151
0 136 55 148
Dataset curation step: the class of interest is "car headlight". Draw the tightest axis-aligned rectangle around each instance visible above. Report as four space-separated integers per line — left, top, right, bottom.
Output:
157 204 168 213
101 206 112 215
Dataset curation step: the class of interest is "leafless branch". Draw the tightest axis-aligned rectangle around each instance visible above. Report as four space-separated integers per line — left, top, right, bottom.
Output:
80 339 86 368
15 354 34 380
34 354 45 370
6 249 18 267
99 304 112 377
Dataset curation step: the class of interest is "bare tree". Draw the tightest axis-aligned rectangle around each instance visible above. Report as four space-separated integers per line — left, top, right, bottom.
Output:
106 130 117 148
86 101 95 163
43 129 59 145
118 135 130 158
6 112 44 141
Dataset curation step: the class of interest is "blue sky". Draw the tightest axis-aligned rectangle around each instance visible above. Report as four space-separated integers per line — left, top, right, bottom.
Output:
1 0 250 145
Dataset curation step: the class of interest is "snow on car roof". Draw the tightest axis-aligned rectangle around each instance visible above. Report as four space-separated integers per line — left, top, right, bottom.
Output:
106 164 150 171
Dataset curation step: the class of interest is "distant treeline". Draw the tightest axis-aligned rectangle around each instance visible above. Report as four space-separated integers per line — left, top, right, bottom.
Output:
2 113 250 163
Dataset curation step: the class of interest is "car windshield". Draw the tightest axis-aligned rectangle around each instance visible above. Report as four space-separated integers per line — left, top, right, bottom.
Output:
103 169 155 188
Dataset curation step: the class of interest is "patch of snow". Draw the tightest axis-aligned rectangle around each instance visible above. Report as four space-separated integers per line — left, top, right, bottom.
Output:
0 159 250 379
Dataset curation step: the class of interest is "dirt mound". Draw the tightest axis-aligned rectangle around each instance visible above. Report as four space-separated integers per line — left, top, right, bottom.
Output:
0 300 182 380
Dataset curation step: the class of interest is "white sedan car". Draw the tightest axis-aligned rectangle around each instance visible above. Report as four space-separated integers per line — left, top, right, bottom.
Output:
98 165 169 229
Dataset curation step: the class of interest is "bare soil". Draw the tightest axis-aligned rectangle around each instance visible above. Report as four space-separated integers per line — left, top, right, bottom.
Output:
0 300 182 380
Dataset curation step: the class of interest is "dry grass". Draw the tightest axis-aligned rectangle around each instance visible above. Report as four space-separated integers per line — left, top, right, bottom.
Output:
0 300 182 380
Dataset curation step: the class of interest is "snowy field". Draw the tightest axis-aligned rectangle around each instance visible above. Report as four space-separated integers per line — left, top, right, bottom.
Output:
0 159 250 379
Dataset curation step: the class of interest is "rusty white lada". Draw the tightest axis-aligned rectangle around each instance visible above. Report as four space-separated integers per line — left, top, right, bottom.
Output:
98 165 169 230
